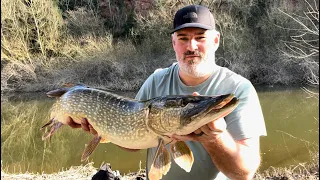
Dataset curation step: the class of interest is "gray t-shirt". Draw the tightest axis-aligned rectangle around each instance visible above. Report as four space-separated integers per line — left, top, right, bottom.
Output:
135 63 267 180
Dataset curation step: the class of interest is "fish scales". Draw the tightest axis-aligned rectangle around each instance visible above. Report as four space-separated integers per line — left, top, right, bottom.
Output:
42 84 240 180
53 88 160 149
46 86 239 149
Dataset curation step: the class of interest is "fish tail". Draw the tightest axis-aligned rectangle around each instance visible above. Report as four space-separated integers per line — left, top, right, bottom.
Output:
40 118 56 130
41 119 63 140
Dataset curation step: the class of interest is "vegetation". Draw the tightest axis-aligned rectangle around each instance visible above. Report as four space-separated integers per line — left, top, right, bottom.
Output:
1 158 318 180
1 0 319 179
1 0 318 92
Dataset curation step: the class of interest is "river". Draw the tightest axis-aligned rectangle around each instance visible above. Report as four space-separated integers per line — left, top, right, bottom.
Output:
1 86 318 174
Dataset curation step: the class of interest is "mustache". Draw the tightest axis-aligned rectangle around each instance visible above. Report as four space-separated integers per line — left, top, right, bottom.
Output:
184 50 201 56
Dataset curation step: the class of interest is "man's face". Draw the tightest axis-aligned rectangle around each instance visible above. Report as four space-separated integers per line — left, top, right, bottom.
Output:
172 28 220 78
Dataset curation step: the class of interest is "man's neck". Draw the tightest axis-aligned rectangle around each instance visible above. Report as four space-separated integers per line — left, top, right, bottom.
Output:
178 69 213 86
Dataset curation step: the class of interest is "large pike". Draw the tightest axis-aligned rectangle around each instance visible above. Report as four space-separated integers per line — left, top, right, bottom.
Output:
41 83 239 180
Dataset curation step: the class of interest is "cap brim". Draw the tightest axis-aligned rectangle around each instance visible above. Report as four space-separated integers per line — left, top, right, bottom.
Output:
171 23 214 34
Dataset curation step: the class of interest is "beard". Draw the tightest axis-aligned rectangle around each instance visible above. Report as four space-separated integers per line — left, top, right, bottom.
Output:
178 50 216 78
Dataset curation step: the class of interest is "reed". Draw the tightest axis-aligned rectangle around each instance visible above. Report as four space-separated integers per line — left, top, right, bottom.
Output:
1 100 89 174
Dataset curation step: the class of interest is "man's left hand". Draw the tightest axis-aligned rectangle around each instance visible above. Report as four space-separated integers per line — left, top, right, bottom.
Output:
173 91 228 142
172 117 227 142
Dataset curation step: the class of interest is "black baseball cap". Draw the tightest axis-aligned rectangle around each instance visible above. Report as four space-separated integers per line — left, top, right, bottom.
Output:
172 5 215 33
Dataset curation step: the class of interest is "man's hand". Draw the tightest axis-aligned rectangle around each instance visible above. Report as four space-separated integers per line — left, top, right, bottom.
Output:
66 117 140 152
66 117 97 135
173 92 261 180
173 117 227 143
172 92 227 142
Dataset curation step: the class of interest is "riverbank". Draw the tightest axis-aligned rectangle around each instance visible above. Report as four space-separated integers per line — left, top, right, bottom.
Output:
1 157 318 180
1 0 318 93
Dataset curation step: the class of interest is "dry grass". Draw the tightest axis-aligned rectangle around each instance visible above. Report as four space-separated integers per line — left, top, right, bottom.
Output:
1 0 64 62
1 159 318 180
1 162 146 180
1 162 97 180
1 0 318 91
254 155 319 180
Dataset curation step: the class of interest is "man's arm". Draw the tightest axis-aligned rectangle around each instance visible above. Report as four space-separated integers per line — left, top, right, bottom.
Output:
172 118 261 180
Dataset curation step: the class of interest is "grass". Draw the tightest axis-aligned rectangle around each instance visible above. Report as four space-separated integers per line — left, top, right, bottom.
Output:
1 158 318 180
1 162 147 180
1 99 87 174
1 0 318 92
1 1 319 177
254 151 319 180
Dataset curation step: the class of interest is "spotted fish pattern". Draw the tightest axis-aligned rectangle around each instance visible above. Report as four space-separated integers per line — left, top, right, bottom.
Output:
41 83 239 180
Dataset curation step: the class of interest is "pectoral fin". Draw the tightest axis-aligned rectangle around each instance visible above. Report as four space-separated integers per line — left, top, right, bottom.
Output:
149 139 171 180
170 141 194 172
81 135 102 161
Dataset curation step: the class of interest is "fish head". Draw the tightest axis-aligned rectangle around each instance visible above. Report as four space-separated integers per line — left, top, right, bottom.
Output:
175 94 239 135
146 94 239 136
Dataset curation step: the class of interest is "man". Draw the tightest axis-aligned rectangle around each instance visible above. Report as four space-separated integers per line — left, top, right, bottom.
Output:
68 5 267 180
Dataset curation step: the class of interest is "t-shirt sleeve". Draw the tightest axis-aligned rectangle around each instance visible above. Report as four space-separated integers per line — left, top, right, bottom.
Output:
225 80 267 140
135 74 153 101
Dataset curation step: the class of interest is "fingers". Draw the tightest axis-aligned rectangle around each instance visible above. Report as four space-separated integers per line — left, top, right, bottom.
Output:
194 128 202 135
192 92 200 96
173 118 227 142
66 117 81 128
199 125 212 135
81 118 90 132
207 118 226 133
88 124 98 135
66 117 97 135
172 134 197 142
81 118 98 135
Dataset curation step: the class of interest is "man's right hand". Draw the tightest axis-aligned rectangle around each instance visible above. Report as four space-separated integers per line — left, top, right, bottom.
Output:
66 117 98 135
66 117 140 152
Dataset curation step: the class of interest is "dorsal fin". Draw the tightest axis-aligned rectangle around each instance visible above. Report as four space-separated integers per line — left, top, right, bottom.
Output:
46 82 87 98
62 82 87 88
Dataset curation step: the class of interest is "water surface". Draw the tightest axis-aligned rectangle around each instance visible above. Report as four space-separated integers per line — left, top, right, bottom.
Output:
1 86 318 174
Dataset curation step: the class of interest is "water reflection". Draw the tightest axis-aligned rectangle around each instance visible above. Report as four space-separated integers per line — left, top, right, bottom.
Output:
1 87 318 174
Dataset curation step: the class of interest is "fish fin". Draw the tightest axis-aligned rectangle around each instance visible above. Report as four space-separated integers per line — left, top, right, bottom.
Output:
148 139 171 180
62 82 85 88
41 119 63 140
46 83 87 98
46 88 69 97
170 141 194 172
40 118 54 130
81 135 101 162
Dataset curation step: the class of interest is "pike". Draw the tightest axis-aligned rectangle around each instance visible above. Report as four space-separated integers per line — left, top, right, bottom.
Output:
41 83 239 180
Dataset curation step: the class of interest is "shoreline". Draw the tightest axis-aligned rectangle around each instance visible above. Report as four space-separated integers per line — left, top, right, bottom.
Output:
1 162 146 180
1 159 318 180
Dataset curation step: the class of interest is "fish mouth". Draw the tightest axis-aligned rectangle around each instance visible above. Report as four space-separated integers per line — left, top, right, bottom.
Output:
208 94 238 111
204 94 239 119
179 94 239 130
